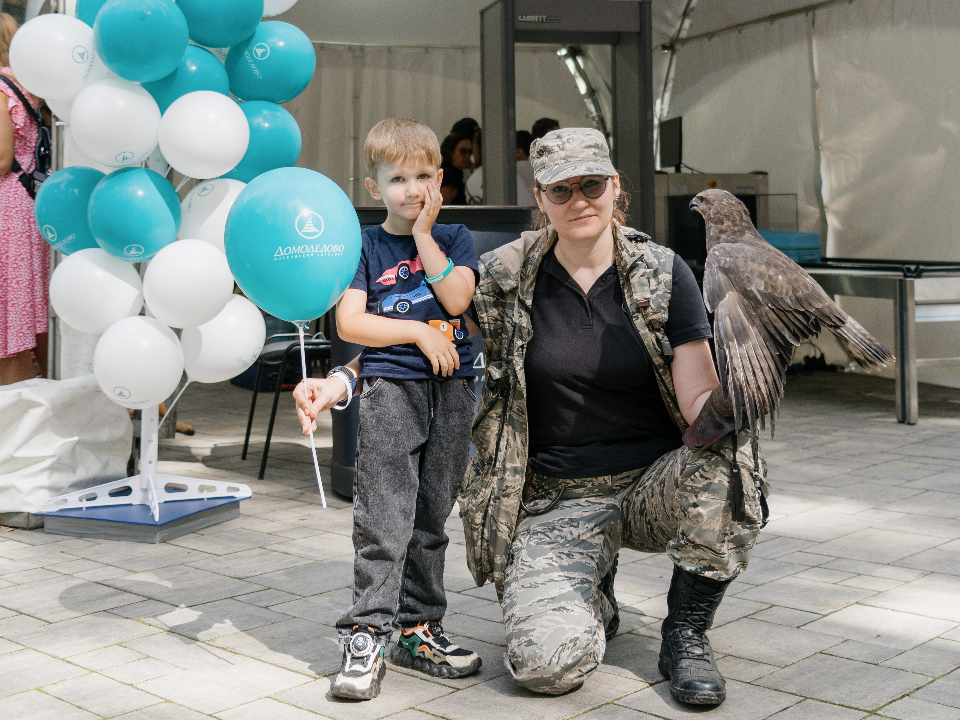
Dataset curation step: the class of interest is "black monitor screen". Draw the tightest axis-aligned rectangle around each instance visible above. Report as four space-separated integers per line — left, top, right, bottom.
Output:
660 116 682 170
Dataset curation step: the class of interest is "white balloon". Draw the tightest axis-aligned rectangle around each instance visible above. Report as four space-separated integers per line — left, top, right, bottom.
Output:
8 14 107 101
182 296 266 383
142 239 236 328
179 178 246 252
46 97 75 123
158 91 249 180
70 79 161 168
263 0 299 17
50 248 144 335
94 316 184 409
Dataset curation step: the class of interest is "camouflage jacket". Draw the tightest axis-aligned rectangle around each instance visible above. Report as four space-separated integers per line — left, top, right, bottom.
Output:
458 224 688 596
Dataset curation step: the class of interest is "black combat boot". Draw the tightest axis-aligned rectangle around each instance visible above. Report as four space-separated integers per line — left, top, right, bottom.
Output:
658 565 731 706
599 554 619 641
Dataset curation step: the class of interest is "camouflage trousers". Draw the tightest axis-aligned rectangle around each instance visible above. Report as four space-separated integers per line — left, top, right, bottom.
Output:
502 433 768 695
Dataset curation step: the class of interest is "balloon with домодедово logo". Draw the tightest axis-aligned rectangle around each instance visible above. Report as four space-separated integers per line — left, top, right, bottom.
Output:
93 0 189 83
88 167 181 263
49 248 143 335
76 0 109 27
70 78 161 168
143 239 235 329
263 0 300 17
158 90 249 180
94 316 184 410
219 101 301 183
34 167 105 255
224 167 361 324
179 178 246 253
142 45 230 114
181 296 266 383
177 0 264 50
225 21 315 104
8 14 108 101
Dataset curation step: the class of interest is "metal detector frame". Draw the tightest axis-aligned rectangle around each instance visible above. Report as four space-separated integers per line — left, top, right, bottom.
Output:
479 0 656 236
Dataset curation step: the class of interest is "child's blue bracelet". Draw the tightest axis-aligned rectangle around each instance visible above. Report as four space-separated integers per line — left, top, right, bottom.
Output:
425 258 454 285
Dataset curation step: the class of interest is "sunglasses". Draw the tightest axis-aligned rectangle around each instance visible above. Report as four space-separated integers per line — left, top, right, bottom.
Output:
538 176 609 205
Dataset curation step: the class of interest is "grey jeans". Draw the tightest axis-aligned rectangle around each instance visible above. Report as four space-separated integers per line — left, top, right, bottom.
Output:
337 376 476 639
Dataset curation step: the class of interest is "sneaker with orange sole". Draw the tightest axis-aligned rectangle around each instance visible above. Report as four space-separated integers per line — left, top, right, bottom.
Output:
388 621 481 679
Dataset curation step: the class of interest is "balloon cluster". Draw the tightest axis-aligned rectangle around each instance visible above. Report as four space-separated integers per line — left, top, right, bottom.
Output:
9 0 329 410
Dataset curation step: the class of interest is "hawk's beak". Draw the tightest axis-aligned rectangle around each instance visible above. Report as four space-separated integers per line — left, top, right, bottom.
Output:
689 197 701 213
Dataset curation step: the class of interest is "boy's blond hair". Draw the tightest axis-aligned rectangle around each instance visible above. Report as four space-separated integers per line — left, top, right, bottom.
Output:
364 118 441 179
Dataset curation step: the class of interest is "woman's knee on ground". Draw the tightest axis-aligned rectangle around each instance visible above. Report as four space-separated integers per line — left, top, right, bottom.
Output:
503 616 605 695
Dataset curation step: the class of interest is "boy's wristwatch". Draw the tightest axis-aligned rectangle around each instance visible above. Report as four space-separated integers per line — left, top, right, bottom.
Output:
326 366 357 410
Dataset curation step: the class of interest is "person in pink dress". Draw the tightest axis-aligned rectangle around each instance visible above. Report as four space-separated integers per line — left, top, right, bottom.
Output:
0 13 49 385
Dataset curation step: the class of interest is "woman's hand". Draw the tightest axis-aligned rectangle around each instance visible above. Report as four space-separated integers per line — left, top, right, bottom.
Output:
414 323 460 377
293 378 348 434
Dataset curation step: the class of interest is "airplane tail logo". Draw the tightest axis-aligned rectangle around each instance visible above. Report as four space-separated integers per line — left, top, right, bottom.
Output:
295 212 324 239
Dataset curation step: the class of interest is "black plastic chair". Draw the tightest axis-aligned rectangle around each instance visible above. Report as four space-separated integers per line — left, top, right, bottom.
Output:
242 332 332 479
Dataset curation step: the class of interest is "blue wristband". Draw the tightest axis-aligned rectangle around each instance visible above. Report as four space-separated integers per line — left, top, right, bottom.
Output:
425 257 454 285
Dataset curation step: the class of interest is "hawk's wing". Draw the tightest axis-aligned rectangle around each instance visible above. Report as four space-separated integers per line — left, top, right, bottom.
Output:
703 237 883 434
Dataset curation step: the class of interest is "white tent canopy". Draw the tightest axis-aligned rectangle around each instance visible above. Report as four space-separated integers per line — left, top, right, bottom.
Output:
648 0 960 387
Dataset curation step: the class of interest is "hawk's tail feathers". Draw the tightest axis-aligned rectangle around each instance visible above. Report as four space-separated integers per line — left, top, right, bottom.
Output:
831 316 895 372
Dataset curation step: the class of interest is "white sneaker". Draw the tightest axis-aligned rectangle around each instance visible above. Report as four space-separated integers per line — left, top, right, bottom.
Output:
331 627 387 700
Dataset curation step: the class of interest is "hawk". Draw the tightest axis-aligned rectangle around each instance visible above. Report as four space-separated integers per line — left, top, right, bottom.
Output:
690 189 893 439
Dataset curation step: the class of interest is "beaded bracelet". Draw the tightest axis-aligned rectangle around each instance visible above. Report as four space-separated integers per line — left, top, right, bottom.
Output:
425 257 454 285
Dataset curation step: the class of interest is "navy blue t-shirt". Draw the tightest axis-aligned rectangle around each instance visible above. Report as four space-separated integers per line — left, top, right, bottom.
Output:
348 223 479 380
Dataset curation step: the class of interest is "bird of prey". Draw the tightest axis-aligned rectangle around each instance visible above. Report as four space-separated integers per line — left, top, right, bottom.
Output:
690 189 893 438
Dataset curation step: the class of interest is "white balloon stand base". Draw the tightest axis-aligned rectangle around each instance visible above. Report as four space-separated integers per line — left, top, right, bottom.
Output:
36 405 252 543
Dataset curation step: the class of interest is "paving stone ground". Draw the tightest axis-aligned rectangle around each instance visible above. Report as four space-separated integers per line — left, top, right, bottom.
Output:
2 372 960 719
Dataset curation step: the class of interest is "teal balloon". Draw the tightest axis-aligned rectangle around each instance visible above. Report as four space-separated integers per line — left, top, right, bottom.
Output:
177 0 263 50
225 22 315 104
94 0 189 83
88 168 181 263
142 46 229 114
34 167 105 255
220 101 301 183
224 168 361 323
76 0 109 27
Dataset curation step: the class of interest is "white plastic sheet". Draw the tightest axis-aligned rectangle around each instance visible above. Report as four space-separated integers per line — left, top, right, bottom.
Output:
0 375 132 513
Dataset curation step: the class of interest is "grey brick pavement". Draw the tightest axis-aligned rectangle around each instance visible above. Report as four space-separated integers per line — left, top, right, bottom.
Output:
1 373 959 719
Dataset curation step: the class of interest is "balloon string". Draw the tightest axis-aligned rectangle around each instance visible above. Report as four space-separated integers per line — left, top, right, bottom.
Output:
299 324 327 508
175 176 191 193
157 379 190 435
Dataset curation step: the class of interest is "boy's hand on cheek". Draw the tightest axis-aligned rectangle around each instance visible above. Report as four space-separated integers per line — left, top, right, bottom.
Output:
415 324 460 377
412 181 442 239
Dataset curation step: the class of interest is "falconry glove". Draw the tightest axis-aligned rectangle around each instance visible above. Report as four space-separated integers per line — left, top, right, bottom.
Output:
682 384 737 452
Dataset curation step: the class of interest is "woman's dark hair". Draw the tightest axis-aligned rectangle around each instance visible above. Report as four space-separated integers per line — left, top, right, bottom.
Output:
451 117 480 136
531 174 631 231
531 117 560 140
440 132 474 163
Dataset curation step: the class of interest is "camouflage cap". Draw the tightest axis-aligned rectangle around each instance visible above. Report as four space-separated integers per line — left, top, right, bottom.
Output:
529 127 616 185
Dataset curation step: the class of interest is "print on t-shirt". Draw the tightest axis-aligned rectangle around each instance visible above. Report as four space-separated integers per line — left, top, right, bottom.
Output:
348 223 479 380
376 255 425 286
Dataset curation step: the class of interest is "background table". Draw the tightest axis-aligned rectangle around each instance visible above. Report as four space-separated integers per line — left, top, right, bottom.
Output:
801 258 960 424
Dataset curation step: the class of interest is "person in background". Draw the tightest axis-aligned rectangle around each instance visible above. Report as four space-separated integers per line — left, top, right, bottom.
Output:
515 129 535 206
439 131 473 205
0 13 48 386
465 130 537 206
531 116 560 140
450 117 479 138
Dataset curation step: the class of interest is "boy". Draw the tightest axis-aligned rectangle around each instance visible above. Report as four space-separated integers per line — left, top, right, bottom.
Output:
297 118 481 700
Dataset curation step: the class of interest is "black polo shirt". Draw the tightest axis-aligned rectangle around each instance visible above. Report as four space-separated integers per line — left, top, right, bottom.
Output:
525 248 711 479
